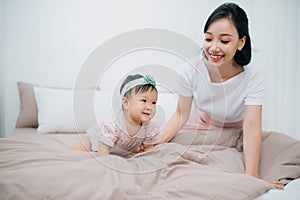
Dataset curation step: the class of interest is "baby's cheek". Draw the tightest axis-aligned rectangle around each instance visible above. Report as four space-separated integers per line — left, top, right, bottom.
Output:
151 109 156 116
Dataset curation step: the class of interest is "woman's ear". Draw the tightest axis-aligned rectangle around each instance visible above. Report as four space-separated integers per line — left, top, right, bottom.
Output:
238 36 246 51
122 97 129 110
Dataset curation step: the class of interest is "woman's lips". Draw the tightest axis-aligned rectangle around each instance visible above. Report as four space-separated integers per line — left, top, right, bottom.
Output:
210 54 223 62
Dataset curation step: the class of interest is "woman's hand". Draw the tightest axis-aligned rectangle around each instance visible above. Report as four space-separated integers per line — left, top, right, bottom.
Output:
264 180 285 189
248 172 285 190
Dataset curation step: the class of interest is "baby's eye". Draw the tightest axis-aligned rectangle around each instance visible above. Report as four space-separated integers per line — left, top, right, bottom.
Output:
152 101 157 105
141 99 147 103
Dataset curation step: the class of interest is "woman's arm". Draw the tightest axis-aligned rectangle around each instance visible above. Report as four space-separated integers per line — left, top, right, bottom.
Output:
243 105 262 178
159 95 193 143
243 105 284 189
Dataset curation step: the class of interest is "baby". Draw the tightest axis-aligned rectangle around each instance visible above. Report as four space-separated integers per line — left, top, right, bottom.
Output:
71 74 160 156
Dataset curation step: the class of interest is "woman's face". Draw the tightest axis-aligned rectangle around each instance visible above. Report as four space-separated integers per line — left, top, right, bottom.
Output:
203 18 246 68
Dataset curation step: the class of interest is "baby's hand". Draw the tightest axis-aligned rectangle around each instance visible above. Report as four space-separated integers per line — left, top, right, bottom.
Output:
132 144 145 153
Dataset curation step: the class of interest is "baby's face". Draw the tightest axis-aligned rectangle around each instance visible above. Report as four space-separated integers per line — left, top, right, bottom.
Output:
126 88 158 125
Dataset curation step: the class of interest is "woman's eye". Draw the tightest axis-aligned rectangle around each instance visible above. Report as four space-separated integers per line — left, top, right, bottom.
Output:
221 40 230 44
205 38 212 42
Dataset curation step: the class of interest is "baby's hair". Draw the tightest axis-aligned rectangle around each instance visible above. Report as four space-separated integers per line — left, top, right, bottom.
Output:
120 74 157 98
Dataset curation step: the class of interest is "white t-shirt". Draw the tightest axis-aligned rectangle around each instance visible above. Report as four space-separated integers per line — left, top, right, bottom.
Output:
178 55 265 128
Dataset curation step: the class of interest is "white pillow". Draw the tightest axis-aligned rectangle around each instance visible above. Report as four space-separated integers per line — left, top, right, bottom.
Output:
152 92 178 128
34 87 114 133
34 86 178 133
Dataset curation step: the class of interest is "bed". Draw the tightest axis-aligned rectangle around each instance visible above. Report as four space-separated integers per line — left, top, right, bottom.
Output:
0 82 300 200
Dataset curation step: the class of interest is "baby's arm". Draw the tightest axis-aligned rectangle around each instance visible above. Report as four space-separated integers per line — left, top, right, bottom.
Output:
140 143 157 152
70 135 91 151
97 142 111 156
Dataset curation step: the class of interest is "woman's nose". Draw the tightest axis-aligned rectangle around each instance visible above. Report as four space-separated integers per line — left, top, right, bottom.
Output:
210 41 219 51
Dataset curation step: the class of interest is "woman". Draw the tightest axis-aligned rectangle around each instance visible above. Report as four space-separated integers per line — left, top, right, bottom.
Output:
159 2 284 189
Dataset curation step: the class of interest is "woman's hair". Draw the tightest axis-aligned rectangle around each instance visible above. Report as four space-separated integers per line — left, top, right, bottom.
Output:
204 2 251 66
120 74 157 98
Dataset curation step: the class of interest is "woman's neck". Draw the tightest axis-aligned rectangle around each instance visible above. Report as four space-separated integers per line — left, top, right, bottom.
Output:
205 60 244 83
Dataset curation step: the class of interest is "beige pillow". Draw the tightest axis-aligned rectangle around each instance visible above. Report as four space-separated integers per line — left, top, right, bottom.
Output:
15 82 39 128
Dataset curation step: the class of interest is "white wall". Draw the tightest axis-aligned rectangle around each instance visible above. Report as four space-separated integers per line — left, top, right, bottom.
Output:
2 0 300 139
250 0 300 139
0 0 5 138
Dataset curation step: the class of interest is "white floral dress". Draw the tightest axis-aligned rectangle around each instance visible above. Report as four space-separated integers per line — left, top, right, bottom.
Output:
87 111 160 156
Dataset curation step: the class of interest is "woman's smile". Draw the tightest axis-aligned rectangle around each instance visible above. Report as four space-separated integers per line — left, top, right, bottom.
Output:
209 54 224 62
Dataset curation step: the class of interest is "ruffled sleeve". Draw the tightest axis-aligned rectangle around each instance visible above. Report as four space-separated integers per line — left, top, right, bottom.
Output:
99 121 119 147
86 121 119 152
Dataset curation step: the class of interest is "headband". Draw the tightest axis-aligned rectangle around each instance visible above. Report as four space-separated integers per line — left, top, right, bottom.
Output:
120 75 156 97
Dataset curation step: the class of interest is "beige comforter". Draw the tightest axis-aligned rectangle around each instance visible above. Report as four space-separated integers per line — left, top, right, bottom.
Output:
0 128 300 200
